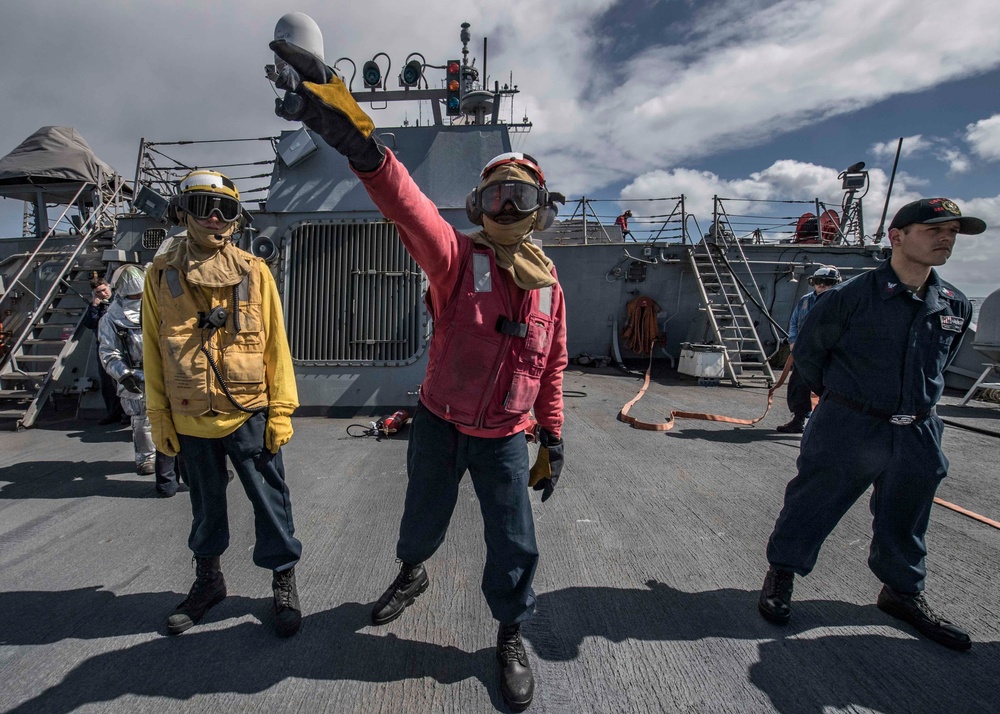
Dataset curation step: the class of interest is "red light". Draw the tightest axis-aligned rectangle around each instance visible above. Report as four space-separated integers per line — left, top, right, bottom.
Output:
447 61 460 74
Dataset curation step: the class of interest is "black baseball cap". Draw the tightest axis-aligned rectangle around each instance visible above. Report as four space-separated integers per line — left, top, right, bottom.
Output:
888 198 986 235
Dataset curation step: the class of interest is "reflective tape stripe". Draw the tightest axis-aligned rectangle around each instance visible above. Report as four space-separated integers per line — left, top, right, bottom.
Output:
539 286 552 316
473 253 492 293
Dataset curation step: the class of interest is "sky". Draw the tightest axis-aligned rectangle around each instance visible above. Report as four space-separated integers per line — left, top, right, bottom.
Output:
1 0 998 297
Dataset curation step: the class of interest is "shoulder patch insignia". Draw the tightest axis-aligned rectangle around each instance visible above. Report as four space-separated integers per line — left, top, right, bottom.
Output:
940 315 964 332
940 287 955 298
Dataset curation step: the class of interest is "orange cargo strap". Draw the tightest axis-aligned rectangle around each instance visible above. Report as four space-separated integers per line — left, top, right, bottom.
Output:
618 342 796 431
932 498 1000 530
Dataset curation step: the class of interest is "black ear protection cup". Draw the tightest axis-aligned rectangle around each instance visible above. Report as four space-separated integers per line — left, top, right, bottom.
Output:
466 189 483 226
166 196 183 226
534 204 557 231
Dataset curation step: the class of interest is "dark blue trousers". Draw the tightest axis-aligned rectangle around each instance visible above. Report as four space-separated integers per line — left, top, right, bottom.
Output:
785 366 812 419
397 403 539 625
154 450 182 496
767 395 948 593
177 412 301 572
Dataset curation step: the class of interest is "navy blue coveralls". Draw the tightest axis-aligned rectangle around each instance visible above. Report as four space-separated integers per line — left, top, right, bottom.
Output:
786 291 819 420
766 261 971 594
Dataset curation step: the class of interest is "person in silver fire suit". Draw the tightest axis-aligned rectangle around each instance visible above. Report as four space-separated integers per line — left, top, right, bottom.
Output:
270 39 569 712
97 264 180 497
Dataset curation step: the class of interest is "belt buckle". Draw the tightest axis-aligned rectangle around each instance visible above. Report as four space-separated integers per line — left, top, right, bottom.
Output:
889 414 916 426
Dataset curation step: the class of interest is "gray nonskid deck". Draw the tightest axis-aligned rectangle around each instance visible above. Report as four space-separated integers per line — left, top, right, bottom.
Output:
1 369 998 713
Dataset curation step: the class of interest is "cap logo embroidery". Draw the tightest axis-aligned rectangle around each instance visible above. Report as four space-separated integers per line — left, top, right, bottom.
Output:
939 199 960 215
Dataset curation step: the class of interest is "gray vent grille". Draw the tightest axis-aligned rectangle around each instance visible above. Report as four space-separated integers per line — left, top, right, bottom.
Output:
285 221 428 365
142 228 167 250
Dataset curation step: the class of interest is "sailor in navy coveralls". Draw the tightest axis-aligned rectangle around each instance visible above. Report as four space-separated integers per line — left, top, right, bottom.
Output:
758 198 985 651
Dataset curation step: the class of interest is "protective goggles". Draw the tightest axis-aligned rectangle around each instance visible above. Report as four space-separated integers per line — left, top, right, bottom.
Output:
478 180 546 217
809 277 839 286
177 192 241 223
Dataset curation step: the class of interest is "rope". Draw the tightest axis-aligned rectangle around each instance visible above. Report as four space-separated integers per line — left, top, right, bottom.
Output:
621 296 661 356
618 350 1000 530
933 498 1000 530
618 347 799 431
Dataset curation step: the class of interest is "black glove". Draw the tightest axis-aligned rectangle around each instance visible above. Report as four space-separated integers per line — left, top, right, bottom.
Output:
529 428 563 502
119 372 143 395
270 40 385 172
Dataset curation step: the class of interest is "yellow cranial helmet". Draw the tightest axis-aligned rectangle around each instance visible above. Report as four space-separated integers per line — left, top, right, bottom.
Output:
173 170 242 223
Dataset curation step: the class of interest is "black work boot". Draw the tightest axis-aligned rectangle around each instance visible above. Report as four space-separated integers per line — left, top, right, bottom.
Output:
876 586 971 651
272 567 302 638
371 561 429 625
758 566 795 625
497 622 534 712
776 416 806 434
166 556 227 635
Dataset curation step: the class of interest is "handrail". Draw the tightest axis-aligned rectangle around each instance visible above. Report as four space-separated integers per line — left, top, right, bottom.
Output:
0 183 88 308
0 180 125 373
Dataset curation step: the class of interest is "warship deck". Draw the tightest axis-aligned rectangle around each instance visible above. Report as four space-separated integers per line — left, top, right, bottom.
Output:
2 367 999 714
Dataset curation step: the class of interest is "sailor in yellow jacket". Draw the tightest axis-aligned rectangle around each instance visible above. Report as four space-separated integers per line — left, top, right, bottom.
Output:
142 169 303 638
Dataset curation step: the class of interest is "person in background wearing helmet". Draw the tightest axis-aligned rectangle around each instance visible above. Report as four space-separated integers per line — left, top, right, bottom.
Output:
776 265 842 434
142 170 303 639
615 209 634 241
270 40 568 712
759 198 984 652
98 265 181 495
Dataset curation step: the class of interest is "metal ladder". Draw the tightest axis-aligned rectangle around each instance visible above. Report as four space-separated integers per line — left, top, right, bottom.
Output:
0 198 118 428
687 236 774 387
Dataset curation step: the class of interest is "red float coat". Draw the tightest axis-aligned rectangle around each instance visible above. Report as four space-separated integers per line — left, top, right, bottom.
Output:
355 151 567 439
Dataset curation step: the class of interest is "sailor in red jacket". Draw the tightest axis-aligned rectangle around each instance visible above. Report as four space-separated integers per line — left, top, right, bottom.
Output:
271 40 568 712
615 209 634 240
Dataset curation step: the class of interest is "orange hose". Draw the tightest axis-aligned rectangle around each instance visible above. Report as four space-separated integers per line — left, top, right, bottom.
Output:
933 498 1000 530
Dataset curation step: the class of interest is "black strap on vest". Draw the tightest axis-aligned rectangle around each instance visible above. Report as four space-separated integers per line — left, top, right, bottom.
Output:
496 316 528 338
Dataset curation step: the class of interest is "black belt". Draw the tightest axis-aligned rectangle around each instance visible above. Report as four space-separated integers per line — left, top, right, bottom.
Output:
825 392 934 426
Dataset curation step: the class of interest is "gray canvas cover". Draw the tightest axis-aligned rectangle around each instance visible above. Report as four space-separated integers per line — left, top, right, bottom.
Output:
0 126 118 202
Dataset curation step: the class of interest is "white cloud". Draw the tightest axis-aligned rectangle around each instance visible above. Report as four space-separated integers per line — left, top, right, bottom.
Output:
621 159 892 240
966 114 1000 161
870 135 929 161
943 149 971 174
527 0 1000 192
1 0 999 292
